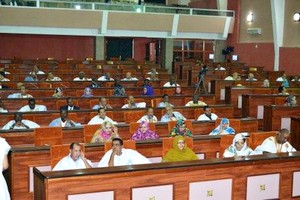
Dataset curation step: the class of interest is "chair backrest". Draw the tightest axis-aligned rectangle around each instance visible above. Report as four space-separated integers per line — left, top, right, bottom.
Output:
151 98 162 107
124 110 145 123
167 120 193 132
274 96 287 105
50 143 85 169
215 118 240 133
162 137 193 157
104 140 136 152
129 122 156 134
89 99 99 109
248 131 277 149
56 99 79 110
34 127 63 146
219 135 235 157
106 89 114 96
162 88 175 95
194 107 215 120
83 124 100 143
39 82 52 89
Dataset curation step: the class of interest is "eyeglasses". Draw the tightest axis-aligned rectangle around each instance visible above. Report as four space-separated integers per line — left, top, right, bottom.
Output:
112 143 121 147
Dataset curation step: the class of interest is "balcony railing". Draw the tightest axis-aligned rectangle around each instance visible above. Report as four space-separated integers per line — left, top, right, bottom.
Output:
9 0 234 17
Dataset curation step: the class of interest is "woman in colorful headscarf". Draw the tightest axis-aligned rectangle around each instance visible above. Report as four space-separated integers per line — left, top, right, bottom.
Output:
209 118 235 135
162 136 198 162
82 87 94 98
223 133 253 158
52 87 63 98
169 119 192 137
90 121 119 143
131 121 159 141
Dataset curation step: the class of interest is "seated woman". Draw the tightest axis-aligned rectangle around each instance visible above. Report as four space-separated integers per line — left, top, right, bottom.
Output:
223 133 253 158
90 121 119 143
209 118 235 135
169 119 192 137
131 121 159 141
285 95 297 106
162 136 198 162
82 87 93 98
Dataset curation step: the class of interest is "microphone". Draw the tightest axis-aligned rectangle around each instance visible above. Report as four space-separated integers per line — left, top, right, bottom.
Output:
29 83 38 89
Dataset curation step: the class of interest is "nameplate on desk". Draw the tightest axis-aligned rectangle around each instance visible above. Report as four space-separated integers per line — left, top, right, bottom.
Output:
68 191 114 200
293 171 300 197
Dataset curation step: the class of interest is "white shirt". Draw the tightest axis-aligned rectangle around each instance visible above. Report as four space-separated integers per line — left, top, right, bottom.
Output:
7 93 33 98
46 77 62 81
224 76 234 80
0 138 11 200
18 105 47 112
97 76 114 81
2 120 40 130
98 148 151 167
121 77 138 81
254 136 296 154
88 115 117 125
197 113 218 121
215 67 226 70
73 77 92 81
246 78 257 81
122 102 146 109
52 154 92 171
163 82 180 87
0 108 8 113
137 115 158 123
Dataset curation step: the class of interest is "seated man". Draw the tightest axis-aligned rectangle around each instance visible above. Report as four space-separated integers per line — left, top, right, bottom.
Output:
122 72 138 81
60 97 80 111
254 128 296 154
45 72 62 81
137 107 158 123
49 109 81 127
276 73 289 87
98 72 114 81
157 94 174 108
88 108 117 125
214 63 226 70
197 105 218 121
185 94 207 107
52 143 92 171
113 77 126 96
24 72 38 82
147 68 159 75
92 97 112 110
7 85 33 98
98 138 151 167
121 95 146 109
0 99 8 113
30 65 45 75
2 113 40 130
224 72 241 81
245 73 257 81
73 71 91 81
278 86 289 95
89 78 101 88
160 105 186 122
18 98 47 112
0 81 9 89
0 71 10 81
163 74 180 87
285 95 297 106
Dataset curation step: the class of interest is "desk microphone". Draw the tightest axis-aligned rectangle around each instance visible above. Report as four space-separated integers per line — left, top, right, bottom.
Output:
60 83 68 88
29 83 38 89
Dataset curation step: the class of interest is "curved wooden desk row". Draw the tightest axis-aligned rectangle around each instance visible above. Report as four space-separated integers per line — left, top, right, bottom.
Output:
0 93 216 111
0 86 198 99
9 131 292 200
1 117 259 146
33 152 300 200
0 104 231 126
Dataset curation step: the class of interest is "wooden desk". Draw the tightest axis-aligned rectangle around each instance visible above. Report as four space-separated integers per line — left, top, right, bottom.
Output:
291 117 300 150
263 105 300 132
8 136 221 200
34 152 300 200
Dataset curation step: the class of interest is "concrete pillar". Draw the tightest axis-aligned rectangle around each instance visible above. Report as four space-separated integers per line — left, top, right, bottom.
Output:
161 38 173 73
215 40 227 62
95 36 105 60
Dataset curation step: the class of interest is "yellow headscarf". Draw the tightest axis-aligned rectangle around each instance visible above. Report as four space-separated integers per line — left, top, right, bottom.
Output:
162 136 198 162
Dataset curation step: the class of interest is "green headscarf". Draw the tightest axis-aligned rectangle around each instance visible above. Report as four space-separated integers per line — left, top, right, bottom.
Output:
169 119 193 137
162 136 198 162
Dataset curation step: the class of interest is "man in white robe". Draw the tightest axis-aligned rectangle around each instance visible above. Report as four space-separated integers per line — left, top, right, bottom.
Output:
2 113 40 130
121 96 146 109
98 138 151 167
160 105 186 122
18 98 47 112
53 143 92 171
197 106 218 121
88 108 117 125
254 129 296 154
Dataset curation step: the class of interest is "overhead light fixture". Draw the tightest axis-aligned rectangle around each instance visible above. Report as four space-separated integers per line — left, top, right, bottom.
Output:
247 12 254 22
293 12 300 22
